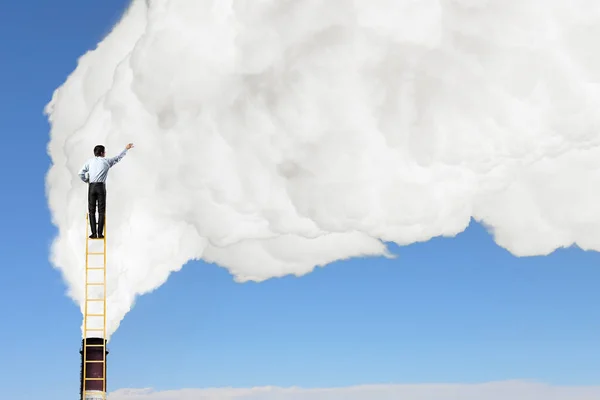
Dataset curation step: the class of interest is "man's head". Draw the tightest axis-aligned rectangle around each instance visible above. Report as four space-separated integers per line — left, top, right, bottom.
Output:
93 145 105 157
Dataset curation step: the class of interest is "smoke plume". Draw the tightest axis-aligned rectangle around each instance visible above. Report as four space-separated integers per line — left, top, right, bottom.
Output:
45 0 600 338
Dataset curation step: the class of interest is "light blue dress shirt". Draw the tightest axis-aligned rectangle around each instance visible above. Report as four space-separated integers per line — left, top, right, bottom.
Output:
78 149 128 183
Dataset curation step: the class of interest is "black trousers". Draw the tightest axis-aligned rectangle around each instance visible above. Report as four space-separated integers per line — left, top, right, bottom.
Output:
88 182 106 236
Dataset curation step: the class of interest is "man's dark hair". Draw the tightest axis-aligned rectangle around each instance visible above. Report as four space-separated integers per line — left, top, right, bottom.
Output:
93 145 105 157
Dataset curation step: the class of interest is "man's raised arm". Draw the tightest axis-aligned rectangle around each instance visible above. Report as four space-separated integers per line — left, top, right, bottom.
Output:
107 143 134 167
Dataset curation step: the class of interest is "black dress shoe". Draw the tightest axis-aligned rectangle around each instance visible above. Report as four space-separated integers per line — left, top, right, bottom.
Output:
89 234 97 239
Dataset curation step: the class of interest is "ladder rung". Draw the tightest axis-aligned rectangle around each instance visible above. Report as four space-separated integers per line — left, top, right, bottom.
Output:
85 344 106 347
85 360 105 363
85 378 105 381
87 313 105 317
87 283 105 286
87 267 105 270
85 328 104 331
88 252 104 255
86 299 104 302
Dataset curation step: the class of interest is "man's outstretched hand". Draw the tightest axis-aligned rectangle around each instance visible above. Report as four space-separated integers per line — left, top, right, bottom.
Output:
125 143 134 150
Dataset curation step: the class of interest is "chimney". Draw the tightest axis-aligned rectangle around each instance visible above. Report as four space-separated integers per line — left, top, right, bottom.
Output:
79 337 109 400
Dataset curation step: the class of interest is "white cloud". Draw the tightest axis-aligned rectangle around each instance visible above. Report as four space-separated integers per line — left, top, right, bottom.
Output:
109 381 600 400
46 0 600 339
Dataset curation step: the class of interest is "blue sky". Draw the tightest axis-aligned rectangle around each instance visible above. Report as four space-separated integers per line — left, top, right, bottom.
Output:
1 1 599 399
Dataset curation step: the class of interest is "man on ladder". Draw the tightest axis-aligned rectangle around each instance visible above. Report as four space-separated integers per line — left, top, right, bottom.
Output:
78 143 134 239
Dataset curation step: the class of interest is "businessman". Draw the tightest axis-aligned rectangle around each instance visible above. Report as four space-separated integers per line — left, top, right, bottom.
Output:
79 143 134 239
